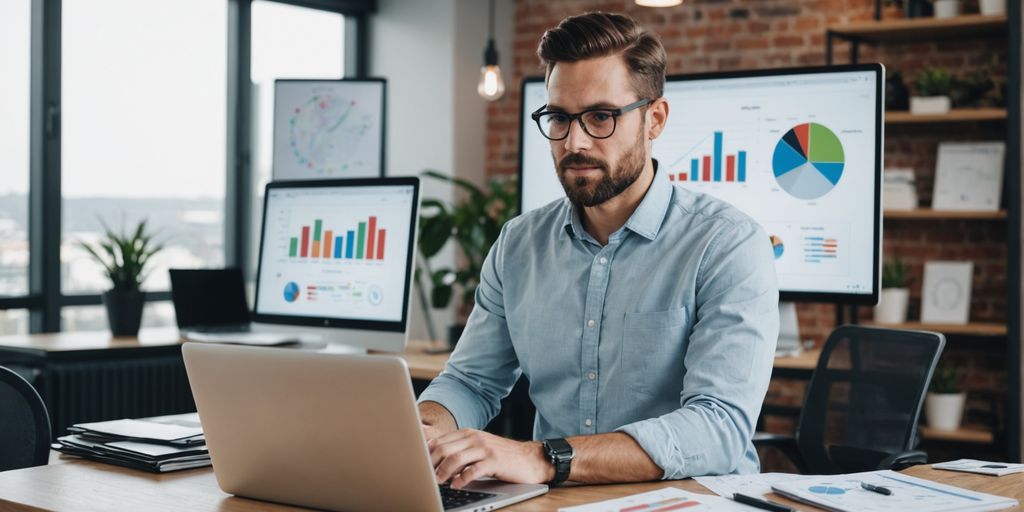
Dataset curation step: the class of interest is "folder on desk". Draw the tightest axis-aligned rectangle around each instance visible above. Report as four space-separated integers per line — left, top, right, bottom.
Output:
67 412 204 446
53 413 210 473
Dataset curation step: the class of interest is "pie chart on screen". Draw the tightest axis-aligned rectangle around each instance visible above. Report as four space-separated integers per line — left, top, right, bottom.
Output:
283 282 300 303
772 122 845 200
770 235 784 260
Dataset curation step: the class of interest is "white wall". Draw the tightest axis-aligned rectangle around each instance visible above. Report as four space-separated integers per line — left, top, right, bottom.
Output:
370 0 514 341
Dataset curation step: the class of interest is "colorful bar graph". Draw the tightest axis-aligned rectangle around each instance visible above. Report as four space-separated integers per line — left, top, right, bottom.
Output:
334 236 343 258
738 151 747 182
346 230 355 258
357 222 366 260
300 227 310 258
691 159 699 182
678 173 687 181
366 216 377 260
289 237 298 257
726 155 735 182
322 230 333 259
702 156 711 181
713 131 723 182
376 229 386 260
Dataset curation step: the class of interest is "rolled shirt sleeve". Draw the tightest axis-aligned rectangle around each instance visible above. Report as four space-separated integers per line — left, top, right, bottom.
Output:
616 220 779 478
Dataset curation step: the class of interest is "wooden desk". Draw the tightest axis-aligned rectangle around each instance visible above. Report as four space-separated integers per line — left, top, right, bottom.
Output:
0 455 1018 511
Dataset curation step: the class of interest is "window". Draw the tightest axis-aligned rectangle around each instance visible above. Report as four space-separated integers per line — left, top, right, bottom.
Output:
0 0 32 297
250 1 345 260
60 0 228 304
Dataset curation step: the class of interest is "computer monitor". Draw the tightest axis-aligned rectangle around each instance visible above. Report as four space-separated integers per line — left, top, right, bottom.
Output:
251 177 420 352
272 79 386 180
518 64 884 304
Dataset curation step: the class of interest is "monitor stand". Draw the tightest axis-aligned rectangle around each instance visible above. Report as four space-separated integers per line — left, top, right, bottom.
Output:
317 343 368 355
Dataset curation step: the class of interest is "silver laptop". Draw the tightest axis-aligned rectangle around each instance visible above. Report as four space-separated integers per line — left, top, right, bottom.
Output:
182 342 548 512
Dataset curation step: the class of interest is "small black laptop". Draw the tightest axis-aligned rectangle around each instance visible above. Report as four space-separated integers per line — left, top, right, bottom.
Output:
169 268 252 334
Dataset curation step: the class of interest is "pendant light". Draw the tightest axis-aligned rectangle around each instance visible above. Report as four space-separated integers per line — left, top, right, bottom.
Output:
635 0 683 6
477 0 506 101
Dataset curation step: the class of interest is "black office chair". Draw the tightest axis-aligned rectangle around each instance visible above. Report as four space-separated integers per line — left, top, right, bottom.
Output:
0 365 52 471
755 325 945 474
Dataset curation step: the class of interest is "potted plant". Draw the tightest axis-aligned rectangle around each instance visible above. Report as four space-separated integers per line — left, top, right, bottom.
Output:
417 170 517 347
911 68 954 115
925 365 967 431
876 257 911 324
931 0 960 18
78 219 163 337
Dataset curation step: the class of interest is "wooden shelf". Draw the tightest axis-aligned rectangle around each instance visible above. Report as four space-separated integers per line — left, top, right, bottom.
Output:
867 322 1007 336
886 108 1007 124
920 425 994 444
829 14 1007 43
884 209 1007 220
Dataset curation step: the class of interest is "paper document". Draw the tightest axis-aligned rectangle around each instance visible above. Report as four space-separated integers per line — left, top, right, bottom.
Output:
71 415 203 443
695 472 808 499
933 459 1024 477
558 487 751 512
771 469 1018 512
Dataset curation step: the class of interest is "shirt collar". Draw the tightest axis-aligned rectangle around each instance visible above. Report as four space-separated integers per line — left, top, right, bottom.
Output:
559 159 671 242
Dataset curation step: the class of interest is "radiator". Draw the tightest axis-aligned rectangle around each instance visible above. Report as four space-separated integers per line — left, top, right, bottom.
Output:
43 355 196 440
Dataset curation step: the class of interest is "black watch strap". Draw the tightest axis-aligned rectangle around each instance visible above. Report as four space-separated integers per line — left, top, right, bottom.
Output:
542 438 574 486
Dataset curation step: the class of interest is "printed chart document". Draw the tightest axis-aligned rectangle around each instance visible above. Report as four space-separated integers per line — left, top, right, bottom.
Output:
771 469 1017 512
558 487 751 512
695 472 808 499
933 459 1024 477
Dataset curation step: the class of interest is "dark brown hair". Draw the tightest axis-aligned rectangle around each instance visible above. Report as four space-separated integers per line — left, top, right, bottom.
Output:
537 12 667 101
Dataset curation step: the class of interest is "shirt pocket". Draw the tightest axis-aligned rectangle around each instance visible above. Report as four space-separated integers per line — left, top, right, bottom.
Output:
622 307 689 397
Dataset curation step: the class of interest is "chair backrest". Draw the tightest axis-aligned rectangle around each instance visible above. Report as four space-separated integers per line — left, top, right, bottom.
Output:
794 325 945 474
0 366 51 471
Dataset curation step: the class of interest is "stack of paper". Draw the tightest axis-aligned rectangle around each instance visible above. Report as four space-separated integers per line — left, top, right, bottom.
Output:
558 487 751 512
933 459 1024 477
770 469 1018 512
52 413 210 473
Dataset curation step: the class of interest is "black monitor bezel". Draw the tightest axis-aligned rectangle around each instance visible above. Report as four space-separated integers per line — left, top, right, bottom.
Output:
251 177 420 332
516 64 884 305
272 78 387 178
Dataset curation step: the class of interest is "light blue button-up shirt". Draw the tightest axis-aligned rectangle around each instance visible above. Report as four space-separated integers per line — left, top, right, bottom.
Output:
418 163 779 478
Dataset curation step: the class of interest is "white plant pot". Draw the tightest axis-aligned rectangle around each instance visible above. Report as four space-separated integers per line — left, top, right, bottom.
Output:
926 392 966 431
980 0 1006 15
875 288 910 324
910 96 952 115
933 0 960 18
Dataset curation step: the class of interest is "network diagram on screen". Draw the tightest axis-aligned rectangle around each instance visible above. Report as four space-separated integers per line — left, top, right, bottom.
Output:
519 66 882 301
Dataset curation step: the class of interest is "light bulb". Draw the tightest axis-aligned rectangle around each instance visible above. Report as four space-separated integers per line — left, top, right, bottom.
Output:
478 65 506 101
635 0 683 6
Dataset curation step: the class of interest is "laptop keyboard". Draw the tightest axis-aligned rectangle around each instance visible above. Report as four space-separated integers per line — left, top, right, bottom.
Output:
440 485 496 510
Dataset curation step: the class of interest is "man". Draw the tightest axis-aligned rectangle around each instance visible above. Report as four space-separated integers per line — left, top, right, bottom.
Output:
418 12 779 487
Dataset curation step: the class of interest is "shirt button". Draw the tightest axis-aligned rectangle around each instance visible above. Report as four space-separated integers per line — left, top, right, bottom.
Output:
587 372 597 380
587 319 595 328
599 257 608 265
585 419 593 427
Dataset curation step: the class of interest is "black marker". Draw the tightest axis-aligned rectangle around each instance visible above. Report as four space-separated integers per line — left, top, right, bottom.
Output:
733 493 797 512
860 481 893 495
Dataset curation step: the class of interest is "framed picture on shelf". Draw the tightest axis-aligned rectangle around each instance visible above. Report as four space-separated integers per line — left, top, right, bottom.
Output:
921 261 974 325
931 142 1005 211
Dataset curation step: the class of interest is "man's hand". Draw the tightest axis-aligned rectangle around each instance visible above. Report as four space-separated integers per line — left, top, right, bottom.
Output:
418 401 458 443
429 429 555 489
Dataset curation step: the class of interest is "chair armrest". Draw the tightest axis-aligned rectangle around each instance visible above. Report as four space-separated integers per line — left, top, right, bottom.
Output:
753 432 808 473
879 450 927 471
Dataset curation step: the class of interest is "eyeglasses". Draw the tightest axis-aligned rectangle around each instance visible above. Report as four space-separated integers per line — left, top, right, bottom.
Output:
531 99 652 141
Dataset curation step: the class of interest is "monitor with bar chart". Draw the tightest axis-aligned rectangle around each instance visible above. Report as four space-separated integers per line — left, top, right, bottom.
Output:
253 178 419 331
518 64 883 303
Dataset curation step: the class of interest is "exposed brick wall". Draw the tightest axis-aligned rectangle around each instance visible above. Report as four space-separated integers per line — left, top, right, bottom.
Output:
492 0 1012 460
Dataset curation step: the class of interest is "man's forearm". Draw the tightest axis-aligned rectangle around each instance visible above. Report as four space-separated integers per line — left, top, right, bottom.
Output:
565 432 663 483
419 401 458 437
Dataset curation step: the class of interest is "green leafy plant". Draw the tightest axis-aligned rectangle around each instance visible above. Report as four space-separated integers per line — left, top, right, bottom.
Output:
77 219 163 291
417 171 518 314
929 365 963 394
881 257 910 289
914 68 954 97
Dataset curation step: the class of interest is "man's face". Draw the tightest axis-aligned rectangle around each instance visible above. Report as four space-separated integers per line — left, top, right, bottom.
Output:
546 55 649 208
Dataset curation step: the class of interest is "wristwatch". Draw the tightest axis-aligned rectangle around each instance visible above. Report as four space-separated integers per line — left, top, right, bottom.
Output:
542 438 575 486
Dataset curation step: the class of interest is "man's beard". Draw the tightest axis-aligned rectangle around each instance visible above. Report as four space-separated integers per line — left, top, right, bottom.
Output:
554 128 646 208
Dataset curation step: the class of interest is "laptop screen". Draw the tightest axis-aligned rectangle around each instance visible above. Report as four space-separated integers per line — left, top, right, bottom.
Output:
252 178 419 331
170 268 251 329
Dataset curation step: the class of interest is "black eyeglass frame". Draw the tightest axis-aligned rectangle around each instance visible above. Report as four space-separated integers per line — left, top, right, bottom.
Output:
531 98 652 141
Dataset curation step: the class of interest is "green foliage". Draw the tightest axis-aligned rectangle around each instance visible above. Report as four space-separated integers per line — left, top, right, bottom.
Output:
929 365 963 394
914 68 954 97
881 257 910 289
77 218 163 291
417 170 517 310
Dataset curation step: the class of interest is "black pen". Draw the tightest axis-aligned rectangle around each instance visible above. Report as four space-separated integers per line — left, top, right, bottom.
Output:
860 481 893 495
733 492 797 512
